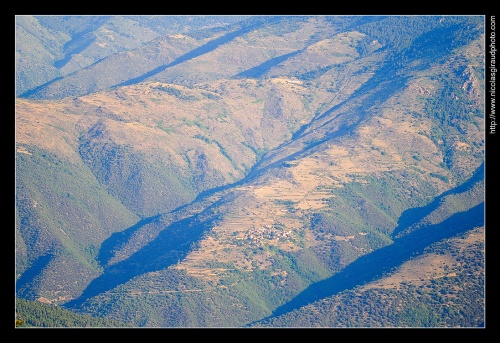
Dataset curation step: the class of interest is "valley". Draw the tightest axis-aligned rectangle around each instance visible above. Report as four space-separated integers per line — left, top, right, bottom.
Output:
15 15 485 328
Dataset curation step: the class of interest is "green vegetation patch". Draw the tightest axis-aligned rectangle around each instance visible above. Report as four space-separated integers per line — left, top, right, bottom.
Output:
16 298 132 328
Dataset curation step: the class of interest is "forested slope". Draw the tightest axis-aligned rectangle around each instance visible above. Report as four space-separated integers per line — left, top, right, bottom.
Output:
15 15 485 328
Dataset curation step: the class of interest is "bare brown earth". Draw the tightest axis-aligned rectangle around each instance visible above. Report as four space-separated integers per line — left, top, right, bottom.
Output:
15 18 485 321
171 49 484 282
361 226 484 291
16 76 331 205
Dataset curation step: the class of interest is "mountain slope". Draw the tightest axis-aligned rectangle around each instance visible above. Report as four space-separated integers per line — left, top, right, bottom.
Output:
65 17 484 327
16 15 249 97
250 222 484 328
15 15 485 328
249 163 484 325
21 16 365 100
15 297 132 328
15 73 331 304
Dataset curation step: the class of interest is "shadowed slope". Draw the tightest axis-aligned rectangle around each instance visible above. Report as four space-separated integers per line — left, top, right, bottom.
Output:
63 199 224 309
113 17 280 88
258 201 483 322
254 167 484 322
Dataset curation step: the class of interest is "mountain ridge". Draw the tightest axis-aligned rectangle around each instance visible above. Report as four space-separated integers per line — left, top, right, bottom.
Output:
15 15 485 328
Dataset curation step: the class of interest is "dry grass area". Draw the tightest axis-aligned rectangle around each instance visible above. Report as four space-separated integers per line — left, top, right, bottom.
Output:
15 74 331 283
16 76 327 199
15 99 83 163
361 226 484 291
172 70 474 282
273 30 365 76
363 253 457 291
252 75 448 207
175 191 307 280
151 18 321 84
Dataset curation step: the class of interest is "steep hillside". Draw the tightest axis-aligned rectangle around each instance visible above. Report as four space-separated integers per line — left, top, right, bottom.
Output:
15 297 132 327
15 15 70 96
15 99 141 301
16 15 248 96
22 33 206 100
15 15 485 328
15 75 330 303
250 224 485 327
21 16 364 99
64 18 484 327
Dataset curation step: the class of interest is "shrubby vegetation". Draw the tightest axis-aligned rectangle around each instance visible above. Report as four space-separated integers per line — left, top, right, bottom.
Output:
251 227 484 327
423 68 484 179
16 298 132 327
78 139 195 217
16 15 485 328
15 144 138 289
